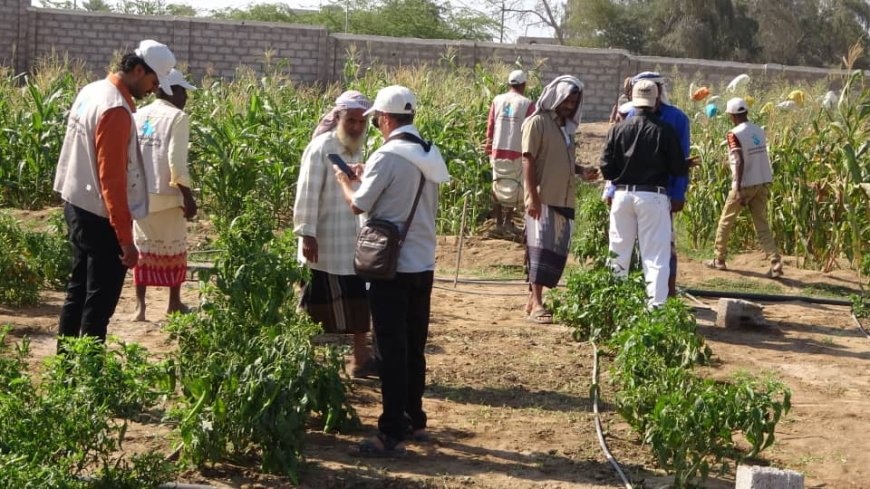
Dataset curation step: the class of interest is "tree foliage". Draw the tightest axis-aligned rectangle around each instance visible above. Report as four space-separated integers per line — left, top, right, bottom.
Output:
212 0 498 41
563 0 870 67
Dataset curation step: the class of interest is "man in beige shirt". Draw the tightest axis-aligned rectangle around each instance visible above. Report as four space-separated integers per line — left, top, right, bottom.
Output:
522 75 584 324
131 69 198 321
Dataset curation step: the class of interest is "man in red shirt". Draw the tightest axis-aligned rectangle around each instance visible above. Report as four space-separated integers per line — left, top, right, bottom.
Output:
54 40 176 348
484 70 534 237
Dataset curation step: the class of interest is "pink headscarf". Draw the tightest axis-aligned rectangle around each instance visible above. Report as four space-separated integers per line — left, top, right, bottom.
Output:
312 90 372 138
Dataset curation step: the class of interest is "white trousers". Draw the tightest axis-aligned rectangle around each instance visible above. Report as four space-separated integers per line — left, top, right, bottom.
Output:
608 190 672 306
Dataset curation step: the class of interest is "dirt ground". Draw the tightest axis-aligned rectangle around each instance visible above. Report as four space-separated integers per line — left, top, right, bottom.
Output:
2 122 869 488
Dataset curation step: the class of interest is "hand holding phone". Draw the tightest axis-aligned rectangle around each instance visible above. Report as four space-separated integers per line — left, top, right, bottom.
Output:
327 153 357 180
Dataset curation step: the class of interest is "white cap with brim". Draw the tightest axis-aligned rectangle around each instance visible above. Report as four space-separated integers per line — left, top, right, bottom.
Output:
631 79 658 108
508 69 527 85
726 97 748 114
135 39 176 95
164 69 196 92
363 85 416 116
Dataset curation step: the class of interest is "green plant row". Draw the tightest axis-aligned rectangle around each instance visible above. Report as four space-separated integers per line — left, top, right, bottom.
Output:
0 211 71 307
0 201 359 486
164 198 356 482
0 329 176 487
550 267 790 487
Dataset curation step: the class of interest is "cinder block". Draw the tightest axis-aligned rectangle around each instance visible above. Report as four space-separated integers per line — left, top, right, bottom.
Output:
735 465 804 489
716 298 768 329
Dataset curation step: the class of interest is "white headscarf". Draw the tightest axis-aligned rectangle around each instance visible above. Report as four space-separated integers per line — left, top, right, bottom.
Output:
631 72 671 105
312 90 372 138
530 75 585 134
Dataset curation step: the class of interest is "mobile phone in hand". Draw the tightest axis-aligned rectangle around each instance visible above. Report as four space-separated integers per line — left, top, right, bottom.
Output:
327 153 356 180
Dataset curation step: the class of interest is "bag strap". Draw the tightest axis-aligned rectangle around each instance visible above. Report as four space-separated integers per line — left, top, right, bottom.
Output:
385 130 430 245
399 173 426 244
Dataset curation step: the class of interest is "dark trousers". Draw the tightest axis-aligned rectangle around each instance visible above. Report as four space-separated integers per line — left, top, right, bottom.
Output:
368 271 433 441
57 203 128 348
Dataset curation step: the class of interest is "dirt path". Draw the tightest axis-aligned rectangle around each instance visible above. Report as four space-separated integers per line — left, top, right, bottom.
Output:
3 239 869 488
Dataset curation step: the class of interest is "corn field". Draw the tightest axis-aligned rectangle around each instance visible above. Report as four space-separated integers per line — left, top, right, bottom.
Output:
0 53 867 269
670 70 870 273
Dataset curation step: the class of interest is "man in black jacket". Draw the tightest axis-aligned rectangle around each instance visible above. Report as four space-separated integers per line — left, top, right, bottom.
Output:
599 79 689 306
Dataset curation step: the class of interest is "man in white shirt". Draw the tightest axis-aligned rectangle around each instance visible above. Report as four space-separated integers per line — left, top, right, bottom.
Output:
705 97 782 278
485 70 534 237
131 69 198 321
294 91 377 377
335 85 450 457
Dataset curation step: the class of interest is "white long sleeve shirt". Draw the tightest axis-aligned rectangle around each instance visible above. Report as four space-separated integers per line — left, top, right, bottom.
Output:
293 130 364 275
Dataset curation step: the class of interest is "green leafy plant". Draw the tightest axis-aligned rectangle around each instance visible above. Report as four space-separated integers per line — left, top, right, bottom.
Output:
166 199 357 482
549 268 647 342
0 327 175 487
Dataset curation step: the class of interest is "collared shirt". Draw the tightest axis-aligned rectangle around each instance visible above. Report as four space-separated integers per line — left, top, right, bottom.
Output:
604 103 691 201
600 111 688 188
521 111 576 209
98 74 136 246
352 125 439 274
293 131 364 276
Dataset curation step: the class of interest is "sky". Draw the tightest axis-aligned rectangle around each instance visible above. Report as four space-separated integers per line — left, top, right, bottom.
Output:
167 0 551 41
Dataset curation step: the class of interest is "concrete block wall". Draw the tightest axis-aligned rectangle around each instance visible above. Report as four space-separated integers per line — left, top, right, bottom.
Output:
0 0 24 72
186 18 328 82
29 9 184 76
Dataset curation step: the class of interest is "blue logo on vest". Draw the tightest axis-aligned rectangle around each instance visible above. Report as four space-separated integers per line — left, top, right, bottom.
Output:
141 119 155 137
503 105 514 117
752 135 761 145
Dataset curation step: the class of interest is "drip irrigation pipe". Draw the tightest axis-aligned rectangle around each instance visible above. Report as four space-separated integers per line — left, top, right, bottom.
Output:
432 285 528 297
590 341 634 489
682 288 860 307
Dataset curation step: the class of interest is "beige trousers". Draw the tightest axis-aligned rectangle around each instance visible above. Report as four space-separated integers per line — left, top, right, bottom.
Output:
713 184 780 262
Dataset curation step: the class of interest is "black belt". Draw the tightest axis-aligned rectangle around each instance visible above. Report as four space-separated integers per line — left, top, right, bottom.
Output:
614 184 667 194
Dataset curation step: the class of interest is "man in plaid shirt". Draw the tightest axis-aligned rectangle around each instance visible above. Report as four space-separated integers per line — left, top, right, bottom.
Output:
294 90 377 378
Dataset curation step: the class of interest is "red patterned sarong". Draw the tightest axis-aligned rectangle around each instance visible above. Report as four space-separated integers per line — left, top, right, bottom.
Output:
133 207 187 287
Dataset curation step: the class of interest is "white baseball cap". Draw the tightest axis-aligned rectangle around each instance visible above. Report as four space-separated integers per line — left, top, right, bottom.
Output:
163 69 196 92
508 69 527 85
725 97 749 114
363 85 416 116
134 39 176 95
631 79 659 108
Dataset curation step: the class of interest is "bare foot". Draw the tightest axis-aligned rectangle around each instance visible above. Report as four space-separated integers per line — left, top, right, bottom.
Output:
167 302 191 315
130 308 146 322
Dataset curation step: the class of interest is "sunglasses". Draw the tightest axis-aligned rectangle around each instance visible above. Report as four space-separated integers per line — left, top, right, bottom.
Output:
371 111 381 129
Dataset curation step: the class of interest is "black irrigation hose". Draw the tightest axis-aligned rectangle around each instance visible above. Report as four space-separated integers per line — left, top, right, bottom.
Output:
432 285 528 297
590 341 634 489
683 288 857 307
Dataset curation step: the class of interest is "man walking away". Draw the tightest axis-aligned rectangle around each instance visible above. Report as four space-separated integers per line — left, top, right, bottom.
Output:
131 69 198 322
600 80 688 306
485 69 534 237
54 40 176 349
335 85 450 457
294 90 377 378
522 75 584 324
705 97 782 278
